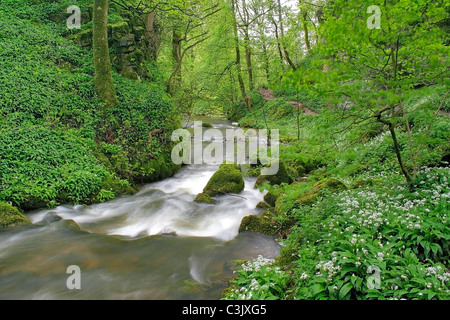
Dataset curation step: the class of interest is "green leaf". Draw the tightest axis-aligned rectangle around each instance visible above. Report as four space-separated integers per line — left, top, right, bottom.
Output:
339 283 353 300
311 284 326 296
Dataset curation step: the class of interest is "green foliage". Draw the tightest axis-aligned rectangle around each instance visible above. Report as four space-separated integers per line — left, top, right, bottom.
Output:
222 255 290 300
224 101 248 122
225 167 450 300
0 126 110 209
0 0 180 210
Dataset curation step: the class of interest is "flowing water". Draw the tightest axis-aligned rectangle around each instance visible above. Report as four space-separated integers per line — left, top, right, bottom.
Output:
0 119 280 299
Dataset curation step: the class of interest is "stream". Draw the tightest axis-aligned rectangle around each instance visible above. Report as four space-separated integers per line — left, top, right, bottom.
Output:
0 119 280 299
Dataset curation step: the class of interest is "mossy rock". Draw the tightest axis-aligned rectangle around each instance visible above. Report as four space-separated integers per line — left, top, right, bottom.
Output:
201 122 213 128
0 202 32 227
297 178 347 205
239 211 294 238
194 193 216 204
254 159 292 188
139 155 180 183
256 201 272 210
55 219 81 231
292 157 322 174
263 191 278 207
108 21 130 41
203 163 244 196
239 211 278 236
68 28 92 48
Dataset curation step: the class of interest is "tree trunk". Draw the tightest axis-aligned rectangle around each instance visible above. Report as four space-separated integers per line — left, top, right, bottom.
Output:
167 30 182 95
302 11 311 52
375 106 412 187
143 12 161 61
231 0 251 110
244 28 254 91
261 38 270 83
271 16 285 71
277 0 296 71
93 0 116 108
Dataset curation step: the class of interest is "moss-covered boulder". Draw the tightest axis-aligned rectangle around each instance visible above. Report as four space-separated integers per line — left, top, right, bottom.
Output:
256 201 272 210
239 212 278 236
297 178 347 205
239 211 294 238
0 202 32 227
263 191 278 207
203 163 245 196
55 219 81 231
254 159 292 188
194 192 216 204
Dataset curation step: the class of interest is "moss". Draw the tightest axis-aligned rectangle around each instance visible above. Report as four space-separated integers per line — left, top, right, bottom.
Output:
140 155 180 183
178 280 205 296
254 159 292 187
263 191 278 207
256 201 272 209
108 21 130 41
351 178 372 189
202 122 213 128
239 211 278 236
0 202 32 227
247 168 260 177
292 157 322 174
297 178 347 205
203 163 244 196
194 192 216 204
239 210 294 238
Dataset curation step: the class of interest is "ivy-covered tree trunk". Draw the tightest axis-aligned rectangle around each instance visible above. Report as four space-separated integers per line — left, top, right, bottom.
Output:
167 30 182 96
93 0 116 108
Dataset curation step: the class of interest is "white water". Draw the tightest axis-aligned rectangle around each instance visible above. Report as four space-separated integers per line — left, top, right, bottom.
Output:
29 165 265 241
0 119 280 299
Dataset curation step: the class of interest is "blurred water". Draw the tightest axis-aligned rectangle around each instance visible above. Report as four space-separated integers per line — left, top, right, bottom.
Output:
0 119 280 299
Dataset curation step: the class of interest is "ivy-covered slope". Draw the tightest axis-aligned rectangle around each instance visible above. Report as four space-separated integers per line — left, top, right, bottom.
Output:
0 0 180 211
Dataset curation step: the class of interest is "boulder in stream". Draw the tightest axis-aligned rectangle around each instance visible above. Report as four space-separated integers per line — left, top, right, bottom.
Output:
0 202 31 227
194 163 244 203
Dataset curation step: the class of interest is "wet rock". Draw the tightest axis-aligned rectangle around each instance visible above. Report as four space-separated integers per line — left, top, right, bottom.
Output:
263 191 278 207
194 193 216 204
203 163 244 196
0 202 31 227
